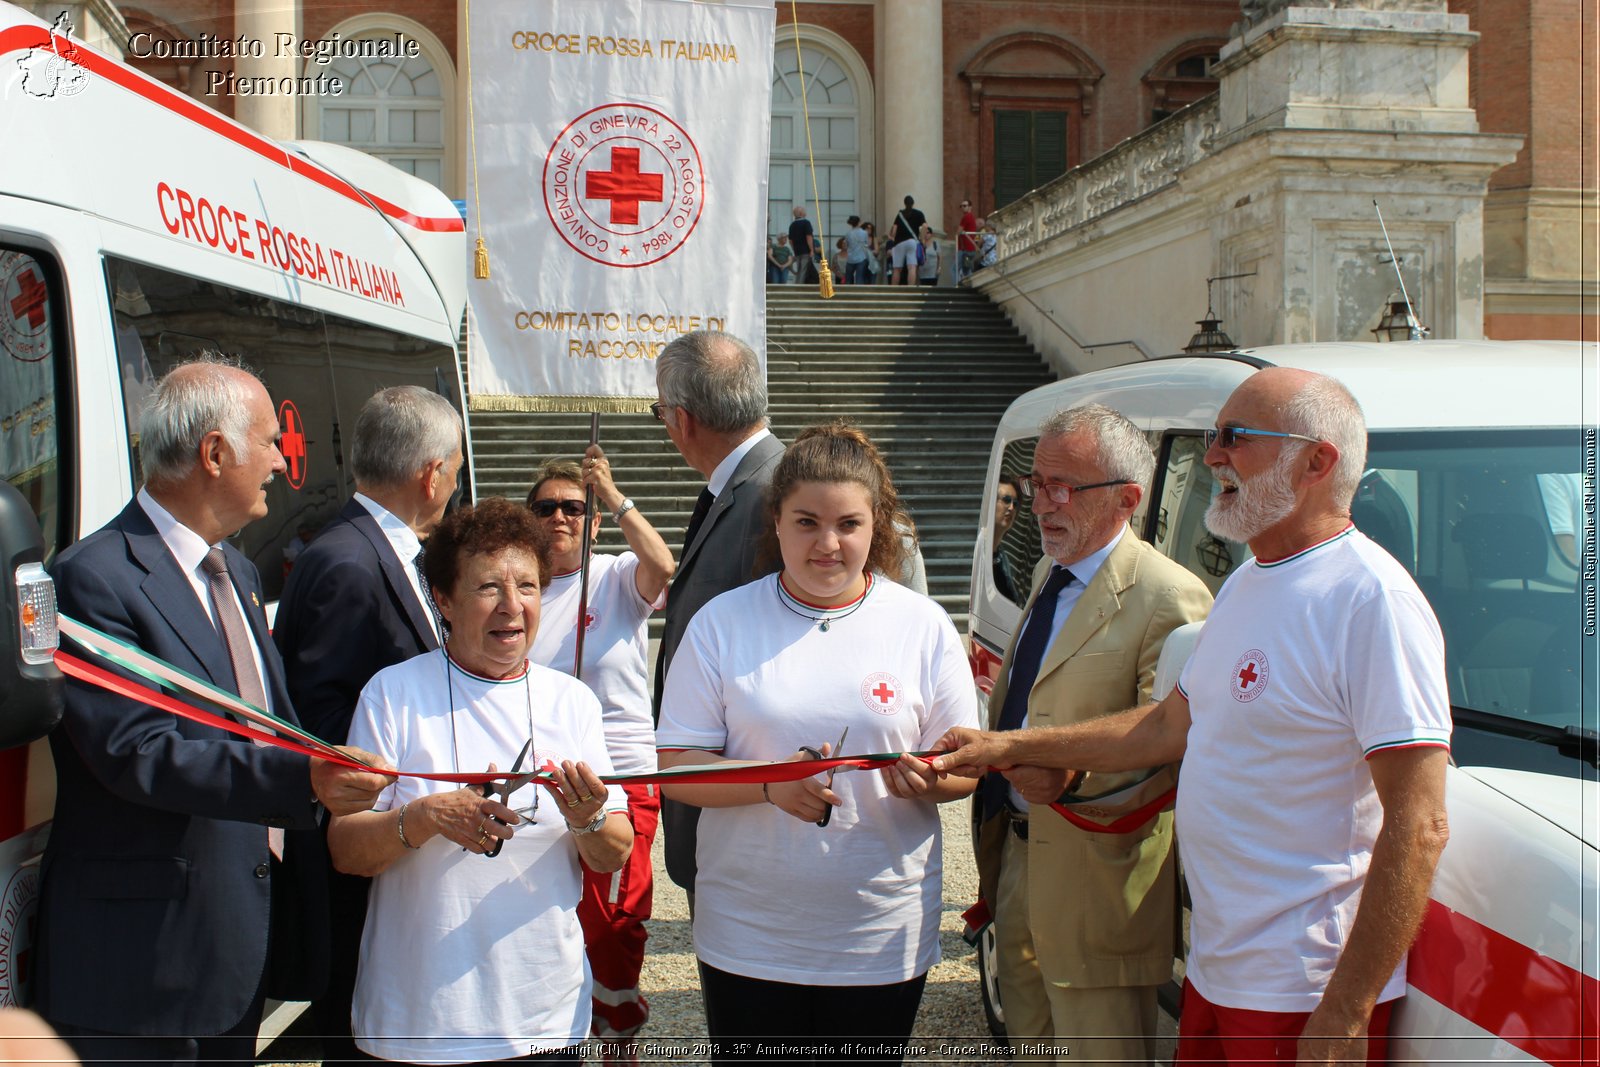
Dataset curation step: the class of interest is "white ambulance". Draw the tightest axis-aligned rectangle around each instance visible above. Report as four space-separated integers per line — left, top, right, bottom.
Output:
968 341 1596 1063
0 0 470 1014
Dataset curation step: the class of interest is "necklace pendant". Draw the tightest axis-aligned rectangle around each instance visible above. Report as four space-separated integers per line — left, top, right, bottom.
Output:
819 619 830 632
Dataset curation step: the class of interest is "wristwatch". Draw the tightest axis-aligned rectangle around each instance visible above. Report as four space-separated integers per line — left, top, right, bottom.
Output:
612 498 636 522
569 810 608 836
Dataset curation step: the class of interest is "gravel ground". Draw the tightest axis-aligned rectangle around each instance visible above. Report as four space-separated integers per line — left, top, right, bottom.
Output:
634 799 1006 1066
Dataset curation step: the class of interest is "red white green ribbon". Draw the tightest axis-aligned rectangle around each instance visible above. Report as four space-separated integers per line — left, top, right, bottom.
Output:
55 614 927 788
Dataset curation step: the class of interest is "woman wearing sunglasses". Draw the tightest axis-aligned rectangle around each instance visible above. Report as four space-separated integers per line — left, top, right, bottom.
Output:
655 422 979 1065
525 447 674 1057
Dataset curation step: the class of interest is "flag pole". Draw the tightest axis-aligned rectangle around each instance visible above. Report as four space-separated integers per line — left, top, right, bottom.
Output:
573 413 601 680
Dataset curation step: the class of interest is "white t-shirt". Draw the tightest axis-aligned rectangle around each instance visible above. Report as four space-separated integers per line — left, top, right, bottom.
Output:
1176 527 1451 1012
347 651 626 1063
656 574 979 985
530 552 661 776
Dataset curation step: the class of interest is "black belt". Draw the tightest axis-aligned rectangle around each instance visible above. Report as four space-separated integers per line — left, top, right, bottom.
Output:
1003 802 1028 841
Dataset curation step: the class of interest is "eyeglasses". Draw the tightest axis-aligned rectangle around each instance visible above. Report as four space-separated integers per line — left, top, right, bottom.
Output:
650 401 669 422
1204 426 1321 450
1019 477 1131 505
530 499 587 519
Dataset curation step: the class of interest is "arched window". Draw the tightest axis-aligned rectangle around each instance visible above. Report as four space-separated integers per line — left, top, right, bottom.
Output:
769 34 869 242
301 18 456 193
1144 41 1224 126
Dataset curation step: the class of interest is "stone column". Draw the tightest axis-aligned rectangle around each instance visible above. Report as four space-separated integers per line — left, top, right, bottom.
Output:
233 0 299 139
880 0 943 228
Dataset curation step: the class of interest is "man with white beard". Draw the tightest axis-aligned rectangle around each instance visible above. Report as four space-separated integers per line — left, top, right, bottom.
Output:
933 368 1452 1067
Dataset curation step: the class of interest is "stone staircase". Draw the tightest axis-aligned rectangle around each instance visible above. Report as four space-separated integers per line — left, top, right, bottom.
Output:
468 284 1055 630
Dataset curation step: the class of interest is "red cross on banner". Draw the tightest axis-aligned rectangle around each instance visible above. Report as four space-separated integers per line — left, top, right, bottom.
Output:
584 147 665 225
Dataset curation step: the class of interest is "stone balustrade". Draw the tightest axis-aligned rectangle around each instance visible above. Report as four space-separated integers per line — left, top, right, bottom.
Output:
987 93 1220 265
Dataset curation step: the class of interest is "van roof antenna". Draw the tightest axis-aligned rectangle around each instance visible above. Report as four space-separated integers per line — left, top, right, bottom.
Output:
1373 200 1428 340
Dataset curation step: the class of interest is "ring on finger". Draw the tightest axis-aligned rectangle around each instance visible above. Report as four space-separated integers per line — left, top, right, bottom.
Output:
566 797 579 808
577 793 593 803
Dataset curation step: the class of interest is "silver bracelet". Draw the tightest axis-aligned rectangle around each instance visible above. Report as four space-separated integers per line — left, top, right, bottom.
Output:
397 802 420 849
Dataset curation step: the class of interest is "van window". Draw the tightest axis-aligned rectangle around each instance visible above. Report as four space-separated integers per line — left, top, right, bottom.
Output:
106 257 458 599
995 436 1043 604
1149 434 1244 596
1362 429 1589 744
1 248 66 557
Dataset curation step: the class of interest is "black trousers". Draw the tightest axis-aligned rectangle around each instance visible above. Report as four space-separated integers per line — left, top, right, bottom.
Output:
700 961 927 1067
52 979 266 1067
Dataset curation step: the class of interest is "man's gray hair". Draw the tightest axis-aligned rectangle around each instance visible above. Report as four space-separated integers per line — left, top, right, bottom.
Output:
350 386 463 489
656 331 768 434
1278 374 1367 507
138 353 258 486
1038 403 1156 490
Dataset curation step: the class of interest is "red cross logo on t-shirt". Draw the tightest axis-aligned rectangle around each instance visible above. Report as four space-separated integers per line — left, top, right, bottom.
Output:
1230 649 1270 703
860 672 904 716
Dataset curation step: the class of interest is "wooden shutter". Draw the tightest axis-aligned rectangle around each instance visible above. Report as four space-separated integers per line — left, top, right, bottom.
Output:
993 110 1032 208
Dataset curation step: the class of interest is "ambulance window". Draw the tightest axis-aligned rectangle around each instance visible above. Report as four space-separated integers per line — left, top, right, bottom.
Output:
1148 434 1244 596
106 257 337 600
994 436 1043 605
0 248 67 558
321 307 466 505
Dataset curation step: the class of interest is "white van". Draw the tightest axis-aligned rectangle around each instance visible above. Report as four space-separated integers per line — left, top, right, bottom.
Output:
0 1 469 1012
968 341 1596 1063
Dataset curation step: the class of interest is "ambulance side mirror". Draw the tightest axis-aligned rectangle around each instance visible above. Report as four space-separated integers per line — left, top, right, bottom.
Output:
0 479 62 750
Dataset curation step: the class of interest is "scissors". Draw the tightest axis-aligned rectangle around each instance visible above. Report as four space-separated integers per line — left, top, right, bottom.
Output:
809 725 849 828
475 739 537 858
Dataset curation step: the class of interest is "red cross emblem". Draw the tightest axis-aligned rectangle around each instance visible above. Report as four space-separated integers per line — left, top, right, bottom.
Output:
9 268 47 329
1 254 52 363
277 399 307 490
585 147 665 226
1230 649 1269 703
542 102 704 269
860 672 904 716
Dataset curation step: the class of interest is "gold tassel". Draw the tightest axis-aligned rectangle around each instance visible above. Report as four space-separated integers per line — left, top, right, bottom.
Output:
817 257 835 299
474 238 490 279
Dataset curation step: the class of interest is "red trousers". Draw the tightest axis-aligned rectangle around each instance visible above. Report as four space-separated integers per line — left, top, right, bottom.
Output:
1176 978 1395 1066
578 781 659 1039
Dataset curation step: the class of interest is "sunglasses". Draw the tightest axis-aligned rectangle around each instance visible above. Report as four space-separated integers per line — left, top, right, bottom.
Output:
997 493 1017 506
650 401 668 422
530 499 588 519
1203 426 1321 450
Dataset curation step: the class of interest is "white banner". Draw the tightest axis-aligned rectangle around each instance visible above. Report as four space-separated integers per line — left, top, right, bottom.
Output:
465 0 774 412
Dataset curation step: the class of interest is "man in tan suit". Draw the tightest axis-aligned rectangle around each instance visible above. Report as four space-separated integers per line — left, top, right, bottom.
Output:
976 404 1211 1063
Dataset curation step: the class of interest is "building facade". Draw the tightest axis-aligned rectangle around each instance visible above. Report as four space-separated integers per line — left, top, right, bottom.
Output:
37 0 1593 343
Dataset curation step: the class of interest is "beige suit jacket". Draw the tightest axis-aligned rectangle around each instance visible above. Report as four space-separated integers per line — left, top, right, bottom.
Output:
976 531 1212 988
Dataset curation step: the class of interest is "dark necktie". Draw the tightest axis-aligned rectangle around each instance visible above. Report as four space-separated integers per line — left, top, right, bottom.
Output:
682 487 715 553
980 565 1075 819
201 547 268 713
414 546 443 642
200 547 282 858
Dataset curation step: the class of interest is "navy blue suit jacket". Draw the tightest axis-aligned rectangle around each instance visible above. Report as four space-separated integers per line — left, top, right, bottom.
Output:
36 498 326 1036
274 496 439 745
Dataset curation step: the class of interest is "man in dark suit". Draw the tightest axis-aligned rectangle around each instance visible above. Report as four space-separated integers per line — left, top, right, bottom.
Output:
273 384 462 1059
35 358 391 1067
650 331 784 896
